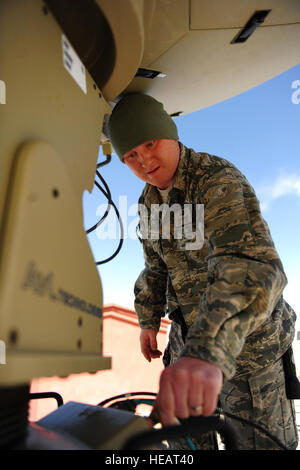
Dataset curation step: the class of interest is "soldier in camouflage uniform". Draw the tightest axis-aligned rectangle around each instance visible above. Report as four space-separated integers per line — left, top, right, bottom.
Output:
107 93 298 450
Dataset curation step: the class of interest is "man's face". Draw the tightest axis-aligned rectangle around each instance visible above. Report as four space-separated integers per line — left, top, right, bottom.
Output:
123 139 180 189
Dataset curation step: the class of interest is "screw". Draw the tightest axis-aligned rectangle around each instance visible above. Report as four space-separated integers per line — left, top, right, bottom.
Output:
9 330 18 344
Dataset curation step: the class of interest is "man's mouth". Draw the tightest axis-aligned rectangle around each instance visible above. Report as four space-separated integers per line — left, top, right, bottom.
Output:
147 166 160 175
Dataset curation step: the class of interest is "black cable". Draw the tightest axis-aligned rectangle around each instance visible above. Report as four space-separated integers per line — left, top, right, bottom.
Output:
123 409 290 451
97 392 291 450
216 407 289 450
85 205 111 234
96 170 112 201
123 415 239 451
85 168 124 264
95 196 124 265
97 154 112 168
85 180 112 235
85 172 112 235
97 391 157 407
29 392 64 408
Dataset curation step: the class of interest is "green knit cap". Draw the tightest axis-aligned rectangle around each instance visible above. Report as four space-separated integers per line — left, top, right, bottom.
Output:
107 93 179 161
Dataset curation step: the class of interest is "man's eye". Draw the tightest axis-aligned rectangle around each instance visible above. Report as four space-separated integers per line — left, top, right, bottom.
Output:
126 153 135 159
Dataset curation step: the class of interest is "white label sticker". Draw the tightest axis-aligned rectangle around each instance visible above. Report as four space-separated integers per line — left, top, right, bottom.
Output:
62 34 87 94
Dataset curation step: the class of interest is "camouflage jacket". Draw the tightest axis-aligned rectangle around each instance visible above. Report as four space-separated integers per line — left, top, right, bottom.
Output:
134 143 296 380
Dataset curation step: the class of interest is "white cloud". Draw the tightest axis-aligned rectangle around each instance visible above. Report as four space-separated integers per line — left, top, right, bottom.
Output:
256 174 300 211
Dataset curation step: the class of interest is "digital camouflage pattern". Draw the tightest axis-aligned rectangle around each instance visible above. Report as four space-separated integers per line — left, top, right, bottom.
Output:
166 321 298 450
134 143 296 380
221 354 298 450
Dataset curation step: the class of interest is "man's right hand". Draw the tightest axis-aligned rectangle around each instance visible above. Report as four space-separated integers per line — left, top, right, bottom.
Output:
140 328 162 362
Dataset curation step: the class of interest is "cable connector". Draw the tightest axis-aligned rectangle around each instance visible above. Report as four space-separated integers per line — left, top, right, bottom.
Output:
98 141 112 168
101 140 113 156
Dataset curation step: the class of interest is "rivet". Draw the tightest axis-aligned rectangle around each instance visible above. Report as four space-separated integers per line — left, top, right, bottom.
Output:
9 330 18 344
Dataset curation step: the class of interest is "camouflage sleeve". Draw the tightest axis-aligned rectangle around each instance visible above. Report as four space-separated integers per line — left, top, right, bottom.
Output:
180 167 287 380
134 238 168 330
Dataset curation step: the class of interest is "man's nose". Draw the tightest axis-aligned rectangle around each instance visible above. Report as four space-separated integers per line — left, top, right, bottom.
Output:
137 149 153 167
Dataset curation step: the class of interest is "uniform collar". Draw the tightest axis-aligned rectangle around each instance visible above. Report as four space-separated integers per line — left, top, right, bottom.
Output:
172 142 188 192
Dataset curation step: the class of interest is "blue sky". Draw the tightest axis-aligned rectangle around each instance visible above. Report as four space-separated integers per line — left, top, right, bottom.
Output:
83 63 300 329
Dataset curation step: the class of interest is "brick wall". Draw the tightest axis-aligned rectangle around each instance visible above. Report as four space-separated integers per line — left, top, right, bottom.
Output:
29 304 170 421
